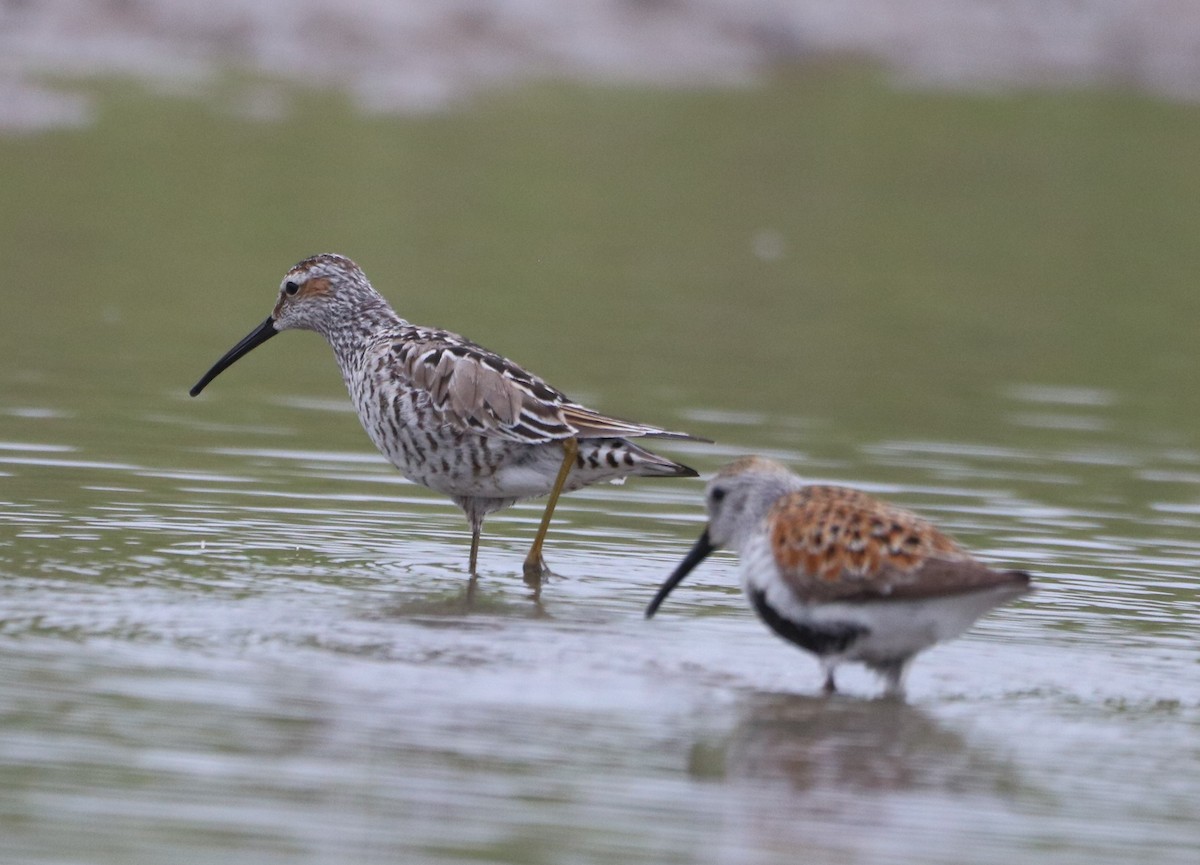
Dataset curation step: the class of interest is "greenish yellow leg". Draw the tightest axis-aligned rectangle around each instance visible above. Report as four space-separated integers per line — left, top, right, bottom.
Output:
468 526 481 576
464 504 485 576
523 437 578 580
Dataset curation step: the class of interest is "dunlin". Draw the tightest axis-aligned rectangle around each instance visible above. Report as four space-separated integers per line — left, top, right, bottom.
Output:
190 253 702 580
646 456 1030 696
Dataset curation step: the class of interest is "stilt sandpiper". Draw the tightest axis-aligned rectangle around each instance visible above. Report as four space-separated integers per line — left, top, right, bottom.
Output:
190 253 703 580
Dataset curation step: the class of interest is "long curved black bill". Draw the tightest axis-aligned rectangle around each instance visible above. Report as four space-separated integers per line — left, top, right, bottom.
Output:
189 317 278 397
645 528 715 618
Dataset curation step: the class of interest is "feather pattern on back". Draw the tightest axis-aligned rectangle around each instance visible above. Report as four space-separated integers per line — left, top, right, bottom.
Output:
389 327 697 445
769 486 1025 603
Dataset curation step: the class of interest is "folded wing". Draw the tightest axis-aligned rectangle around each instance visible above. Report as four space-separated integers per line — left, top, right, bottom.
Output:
769 486 1029 602
394 330 704 445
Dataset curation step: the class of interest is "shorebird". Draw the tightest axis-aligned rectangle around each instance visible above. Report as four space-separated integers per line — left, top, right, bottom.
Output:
189 253 702 580
646 457 1031 696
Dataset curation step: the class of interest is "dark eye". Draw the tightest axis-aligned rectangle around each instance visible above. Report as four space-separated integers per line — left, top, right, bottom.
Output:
710 487 726 504
284 281 299 296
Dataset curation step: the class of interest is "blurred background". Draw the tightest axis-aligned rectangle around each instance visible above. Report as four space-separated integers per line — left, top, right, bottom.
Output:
2 2 1199 864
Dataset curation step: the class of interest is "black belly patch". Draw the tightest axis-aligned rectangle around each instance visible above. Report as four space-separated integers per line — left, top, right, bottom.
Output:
748 588 868 657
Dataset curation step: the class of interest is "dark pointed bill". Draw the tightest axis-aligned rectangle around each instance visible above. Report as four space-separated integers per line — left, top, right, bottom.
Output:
645 528 716 618
189 316 278 397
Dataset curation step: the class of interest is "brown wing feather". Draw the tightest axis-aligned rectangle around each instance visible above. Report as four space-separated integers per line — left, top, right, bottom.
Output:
559 404 705 440
769 486 1025 602
392 330 701 444
397 337 569 442
445 354 521 426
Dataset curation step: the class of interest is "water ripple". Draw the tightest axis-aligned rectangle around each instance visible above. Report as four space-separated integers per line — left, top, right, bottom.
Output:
3 400 1200 865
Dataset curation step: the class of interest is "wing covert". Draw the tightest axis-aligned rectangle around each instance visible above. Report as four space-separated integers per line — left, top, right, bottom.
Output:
391 328 703 444
395 332 577 443
766 486 1014 602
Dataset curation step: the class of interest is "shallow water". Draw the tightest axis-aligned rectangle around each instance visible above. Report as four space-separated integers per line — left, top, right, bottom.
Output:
4 383 1198 864
3 74 1200 863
